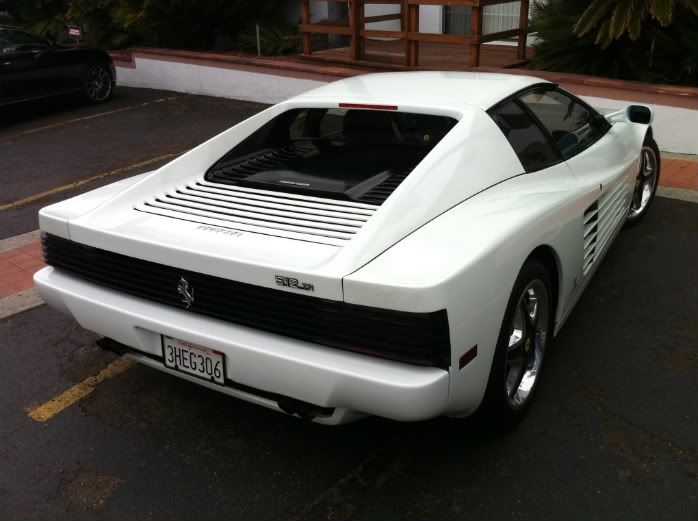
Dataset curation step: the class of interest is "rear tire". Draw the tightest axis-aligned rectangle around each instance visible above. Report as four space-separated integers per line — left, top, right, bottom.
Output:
83 62 113 104
625 135 660 227
475 258 553 430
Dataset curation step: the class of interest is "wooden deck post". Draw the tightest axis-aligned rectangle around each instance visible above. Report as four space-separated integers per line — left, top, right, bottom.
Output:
350 0 360 60
301 0 311 55
469 3 482 68
359 1 366 58
407 2 419 67
517 0 529 60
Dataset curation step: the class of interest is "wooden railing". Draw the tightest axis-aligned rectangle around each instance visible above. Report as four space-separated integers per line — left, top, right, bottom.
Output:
299 0 530 68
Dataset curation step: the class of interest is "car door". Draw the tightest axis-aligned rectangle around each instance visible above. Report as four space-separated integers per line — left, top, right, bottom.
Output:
517 87 630 279
0 28 67 103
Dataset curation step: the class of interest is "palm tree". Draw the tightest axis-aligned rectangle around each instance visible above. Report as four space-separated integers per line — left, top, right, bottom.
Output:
574 0 698 47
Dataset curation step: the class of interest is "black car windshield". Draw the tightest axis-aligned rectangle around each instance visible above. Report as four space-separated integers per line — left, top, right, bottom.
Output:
206 108 458 204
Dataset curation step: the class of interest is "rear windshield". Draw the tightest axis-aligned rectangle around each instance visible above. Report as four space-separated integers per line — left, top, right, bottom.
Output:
205 108 458 205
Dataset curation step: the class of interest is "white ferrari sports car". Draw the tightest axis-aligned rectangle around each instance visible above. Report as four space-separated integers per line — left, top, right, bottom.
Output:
35 72 660 426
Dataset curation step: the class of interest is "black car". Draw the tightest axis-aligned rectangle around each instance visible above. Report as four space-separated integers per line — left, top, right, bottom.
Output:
0 25 115 107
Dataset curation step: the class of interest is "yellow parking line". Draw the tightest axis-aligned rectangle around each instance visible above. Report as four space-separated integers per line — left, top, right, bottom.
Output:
1 96 178 141
0 151 183 212
14 106 135 137
27 357 135 422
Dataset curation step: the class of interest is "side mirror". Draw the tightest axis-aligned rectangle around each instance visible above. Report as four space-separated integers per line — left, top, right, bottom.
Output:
626 105 653 125
604 104 654 125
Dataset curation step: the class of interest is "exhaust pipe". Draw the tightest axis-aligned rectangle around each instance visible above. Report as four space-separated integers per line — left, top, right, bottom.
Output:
277 398 334 421
96 337 129 356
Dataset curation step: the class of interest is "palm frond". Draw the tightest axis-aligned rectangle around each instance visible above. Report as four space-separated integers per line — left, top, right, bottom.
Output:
650 0 674 24
574 0 613 36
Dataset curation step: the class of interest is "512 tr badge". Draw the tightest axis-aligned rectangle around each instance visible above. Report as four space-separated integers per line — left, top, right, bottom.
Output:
275 275 314 292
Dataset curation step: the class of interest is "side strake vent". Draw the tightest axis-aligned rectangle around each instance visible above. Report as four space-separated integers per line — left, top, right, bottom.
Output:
583 201 599 275
134 179 379 247
596 180 628 258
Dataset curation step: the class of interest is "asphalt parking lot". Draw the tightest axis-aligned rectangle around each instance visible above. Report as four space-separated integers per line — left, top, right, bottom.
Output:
1 88 697 521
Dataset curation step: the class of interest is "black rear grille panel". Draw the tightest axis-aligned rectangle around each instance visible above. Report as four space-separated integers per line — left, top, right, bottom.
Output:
205 143 420 206
207 146 308 185
43 234 450 368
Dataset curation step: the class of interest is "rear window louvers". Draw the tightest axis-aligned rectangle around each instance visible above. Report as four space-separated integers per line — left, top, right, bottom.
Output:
583 201 599 275
207 146 304 184
355 166 412 205
204 145 416 207
134 179 378 247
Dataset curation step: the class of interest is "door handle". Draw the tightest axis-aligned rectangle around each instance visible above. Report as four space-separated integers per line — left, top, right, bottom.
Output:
1 61 11 66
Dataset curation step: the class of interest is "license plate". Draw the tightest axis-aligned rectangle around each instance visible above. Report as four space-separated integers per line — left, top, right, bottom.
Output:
162 336 225 385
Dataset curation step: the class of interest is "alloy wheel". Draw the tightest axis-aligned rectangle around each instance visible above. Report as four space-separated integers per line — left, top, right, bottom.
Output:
629 146 658 219
85 64 112 103
504 279 549 409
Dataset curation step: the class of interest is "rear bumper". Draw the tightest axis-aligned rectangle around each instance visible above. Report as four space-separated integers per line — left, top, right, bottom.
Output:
35 267 450 424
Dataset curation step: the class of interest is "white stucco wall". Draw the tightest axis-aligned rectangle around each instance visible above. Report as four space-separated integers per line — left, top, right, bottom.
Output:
582 96 697 156
116 58 697 154
116 58 325 104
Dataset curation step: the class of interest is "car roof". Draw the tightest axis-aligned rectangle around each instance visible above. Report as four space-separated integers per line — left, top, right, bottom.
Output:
296 71 551 111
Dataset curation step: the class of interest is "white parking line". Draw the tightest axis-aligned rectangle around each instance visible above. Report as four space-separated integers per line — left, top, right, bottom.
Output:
0 288 44 319
0 230 41 253
657 186 698 203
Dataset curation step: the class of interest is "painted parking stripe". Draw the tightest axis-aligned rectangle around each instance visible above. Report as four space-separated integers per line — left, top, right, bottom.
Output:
27 357 135 422
0 230 41 253
0 288 44 319
0 96 178 142
0 151 183 211
657 186 698 203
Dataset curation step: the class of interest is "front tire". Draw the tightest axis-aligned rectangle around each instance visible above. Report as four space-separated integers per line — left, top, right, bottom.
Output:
476 258 552 429
83 62 113 104
625 135 660 227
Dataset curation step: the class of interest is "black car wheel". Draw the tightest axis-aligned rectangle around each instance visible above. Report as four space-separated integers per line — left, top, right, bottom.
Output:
83 62 113 104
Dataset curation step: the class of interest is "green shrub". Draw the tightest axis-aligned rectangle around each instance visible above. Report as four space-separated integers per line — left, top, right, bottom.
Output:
531 0 698 85
2 0 285 51
236 23 301 56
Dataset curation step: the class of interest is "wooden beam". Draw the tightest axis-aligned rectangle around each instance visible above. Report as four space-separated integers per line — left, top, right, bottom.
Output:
469 5 483 68
407 0 478 5
350 0 360 60
407 3 419 67
407 31 473 43
301 0 311 55
479 27 526 43
517 0 529 60
358 1 366 58
364 13 403 23
299 24 353 35
361 29 407 38
361 52 410 65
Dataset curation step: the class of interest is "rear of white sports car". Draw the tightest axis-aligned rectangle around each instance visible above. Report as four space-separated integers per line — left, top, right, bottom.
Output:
34 72 654 425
